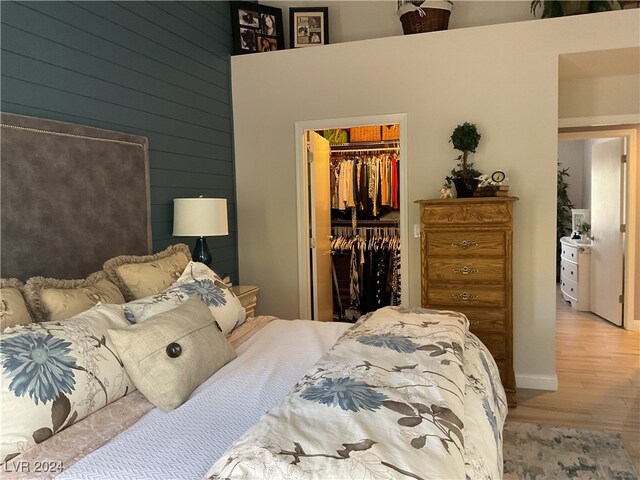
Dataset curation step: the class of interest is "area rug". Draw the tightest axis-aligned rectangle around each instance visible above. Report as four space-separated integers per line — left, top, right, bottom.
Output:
503 422 638 480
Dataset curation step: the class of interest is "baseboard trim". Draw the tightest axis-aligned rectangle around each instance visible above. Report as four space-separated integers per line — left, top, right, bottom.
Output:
516 373 558 391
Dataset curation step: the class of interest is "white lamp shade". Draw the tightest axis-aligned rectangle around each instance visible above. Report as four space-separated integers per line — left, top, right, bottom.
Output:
173 198 229 237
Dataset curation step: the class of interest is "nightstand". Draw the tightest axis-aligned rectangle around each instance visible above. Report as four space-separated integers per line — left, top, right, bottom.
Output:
231 286 259 318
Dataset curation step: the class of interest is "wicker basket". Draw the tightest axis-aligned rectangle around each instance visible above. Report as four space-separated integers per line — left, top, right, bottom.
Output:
381 124 400 141
400 7 450 35
350 126 381 142
323 129 349 145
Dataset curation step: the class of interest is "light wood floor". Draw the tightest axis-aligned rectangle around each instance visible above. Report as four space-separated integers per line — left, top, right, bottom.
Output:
507 286 640 473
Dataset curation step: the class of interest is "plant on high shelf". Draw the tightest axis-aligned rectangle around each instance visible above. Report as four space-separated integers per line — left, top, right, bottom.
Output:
530 1 623 18
445 122 482 198
556 163 574 281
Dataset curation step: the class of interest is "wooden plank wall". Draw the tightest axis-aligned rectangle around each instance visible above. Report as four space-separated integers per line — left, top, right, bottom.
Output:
0 1 238 281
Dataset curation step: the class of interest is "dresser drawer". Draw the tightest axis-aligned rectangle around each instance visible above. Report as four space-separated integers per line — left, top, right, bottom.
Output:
425 231 505 256
561 243 578 262
427 257 505 283
560 277 578 300
473 331 506 363
427 285 505 308
560 259 578 283
422 202 512 225
452 307 506 331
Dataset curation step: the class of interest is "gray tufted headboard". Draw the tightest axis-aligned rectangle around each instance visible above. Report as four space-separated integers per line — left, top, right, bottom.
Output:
1 112 152 281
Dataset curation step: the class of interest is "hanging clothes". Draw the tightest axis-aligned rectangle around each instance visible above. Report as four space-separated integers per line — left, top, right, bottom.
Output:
330 225 401 321
391 154 399 209
330 152 400 219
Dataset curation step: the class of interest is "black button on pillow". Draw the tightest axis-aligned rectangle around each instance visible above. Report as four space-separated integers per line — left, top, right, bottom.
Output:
166 342 182 358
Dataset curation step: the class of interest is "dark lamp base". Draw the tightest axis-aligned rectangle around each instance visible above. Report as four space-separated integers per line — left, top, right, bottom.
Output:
192 237 212 267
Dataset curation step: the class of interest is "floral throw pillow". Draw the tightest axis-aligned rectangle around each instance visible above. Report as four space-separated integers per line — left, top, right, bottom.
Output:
123 262 246 336
0 304 134 463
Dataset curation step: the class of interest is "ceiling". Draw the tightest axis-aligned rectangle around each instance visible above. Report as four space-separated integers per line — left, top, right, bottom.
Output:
559 47 640 79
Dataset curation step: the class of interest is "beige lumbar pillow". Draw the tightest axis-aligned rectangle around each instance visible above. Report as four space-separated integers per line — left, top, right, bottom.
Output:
0 279 34 332
24 271 125 323
108 296 236 412
103 244 191 301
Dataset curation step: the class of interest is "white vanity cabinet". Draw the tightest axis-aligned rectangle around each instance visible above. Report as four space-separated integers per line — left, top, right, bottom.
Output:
560 237 591 311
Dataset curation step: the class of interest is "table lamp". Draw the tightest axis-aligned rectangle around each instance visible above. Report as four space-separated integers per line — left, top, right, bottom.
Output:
173 197 228 267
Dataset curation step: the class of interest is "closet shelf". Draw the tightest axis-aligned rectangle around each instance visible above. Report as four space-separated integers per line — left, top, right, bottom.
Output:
330 140 399 152
332 219 399 227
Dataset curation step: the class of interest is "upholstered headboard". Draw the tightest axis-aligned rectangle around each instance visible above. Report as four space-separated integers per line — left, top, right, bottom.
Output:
1 113 152 281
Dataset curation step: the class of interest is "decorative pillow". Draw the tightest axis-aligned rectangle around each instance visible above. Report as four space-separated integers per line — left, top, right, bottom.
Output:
123 262 246 336
109 297 236 412
0 279 34 332
0 304 134 462
24 271 125 323
103 244 191 301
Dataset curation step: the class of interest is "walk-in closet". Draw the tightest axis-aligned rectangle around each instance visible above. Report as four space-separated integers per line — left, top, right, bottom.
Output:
313 124 401 322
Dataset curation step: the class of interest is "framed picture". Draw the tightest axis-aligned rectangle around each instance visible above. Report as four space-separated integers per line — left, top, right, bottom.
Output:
571 209 590 235
230 2 284 55
289 7 329 48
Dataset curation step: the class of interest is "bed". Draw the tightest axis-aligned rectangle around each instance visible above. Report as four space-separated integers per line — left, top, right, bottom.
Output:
0 113 507 479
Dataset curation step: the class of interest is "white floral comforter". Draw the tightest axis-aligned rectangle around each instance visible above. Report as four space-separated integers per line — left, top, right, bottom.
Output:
205 306 508 480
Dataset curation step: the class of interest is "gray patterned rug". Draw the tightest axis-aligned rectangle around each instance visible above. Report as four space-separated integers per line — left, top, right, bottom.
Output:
503 422 638 480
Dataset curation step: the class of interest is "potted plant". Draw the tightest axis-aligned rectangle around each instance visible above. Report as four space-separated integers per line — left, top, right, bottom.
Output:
530 1 622 18
576 222 591 243
445 122 482 198
556 163 574 280
397 0 453 35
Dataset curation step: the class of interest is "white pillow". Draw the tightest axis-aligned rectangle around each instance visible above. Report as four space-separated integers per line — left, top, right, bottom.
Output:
0 304 133 462
123 262 245 335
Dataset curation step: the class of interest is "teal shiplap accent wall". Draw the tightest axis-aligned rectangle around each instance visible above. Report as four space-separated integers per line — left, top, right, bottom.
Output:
1 1 238 281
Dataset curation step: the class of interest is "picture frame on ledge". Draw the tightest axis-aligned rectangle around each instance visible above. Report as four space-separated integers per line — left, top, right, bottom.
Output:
289 7 329 48
230 2 284 55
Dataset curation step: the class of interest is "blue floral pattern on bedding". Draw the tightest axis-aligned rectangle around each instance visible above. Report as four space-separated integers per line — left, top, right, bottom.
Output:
356 333 419 353
301 377 387 412
205 306 508 480
0 305 133 462
177 279 226 308
2 332 77 406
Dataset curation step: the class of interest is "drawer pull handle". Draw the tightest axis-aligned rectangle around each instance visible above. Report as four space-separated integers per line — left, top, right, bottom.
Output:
451 292 477 301
451 240 478 249
452 265 478 275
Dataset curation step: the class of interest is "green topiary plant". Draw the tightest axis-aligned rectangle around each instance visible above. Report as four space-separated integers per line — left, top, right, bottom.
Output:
446 122 482 197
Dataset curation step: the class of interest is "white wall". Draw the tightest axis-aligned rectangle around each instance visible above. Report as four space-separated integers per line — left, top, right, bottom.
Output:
559 74 640 124
582 140 592 209
558 140 586 209
231 10 640 390
263 0 533 48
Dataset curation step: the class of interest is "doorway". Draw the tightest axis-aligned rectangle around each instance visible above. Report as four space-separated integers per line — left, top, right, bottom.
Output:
294 114 408 321
558 126 639 329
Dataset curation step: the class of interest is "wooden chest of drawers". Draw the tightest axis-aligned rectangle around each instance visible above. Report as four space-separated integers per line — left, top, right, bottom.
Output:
416 197 518 407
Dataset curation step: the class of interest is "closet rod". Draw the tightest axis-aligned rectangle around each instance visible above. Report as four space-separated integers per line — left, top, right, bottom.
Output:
332 220 399 227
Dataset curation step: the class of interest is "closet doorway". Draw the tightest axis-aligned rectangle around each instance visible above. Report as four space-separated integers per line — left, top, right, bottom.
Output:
295 114 408 321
